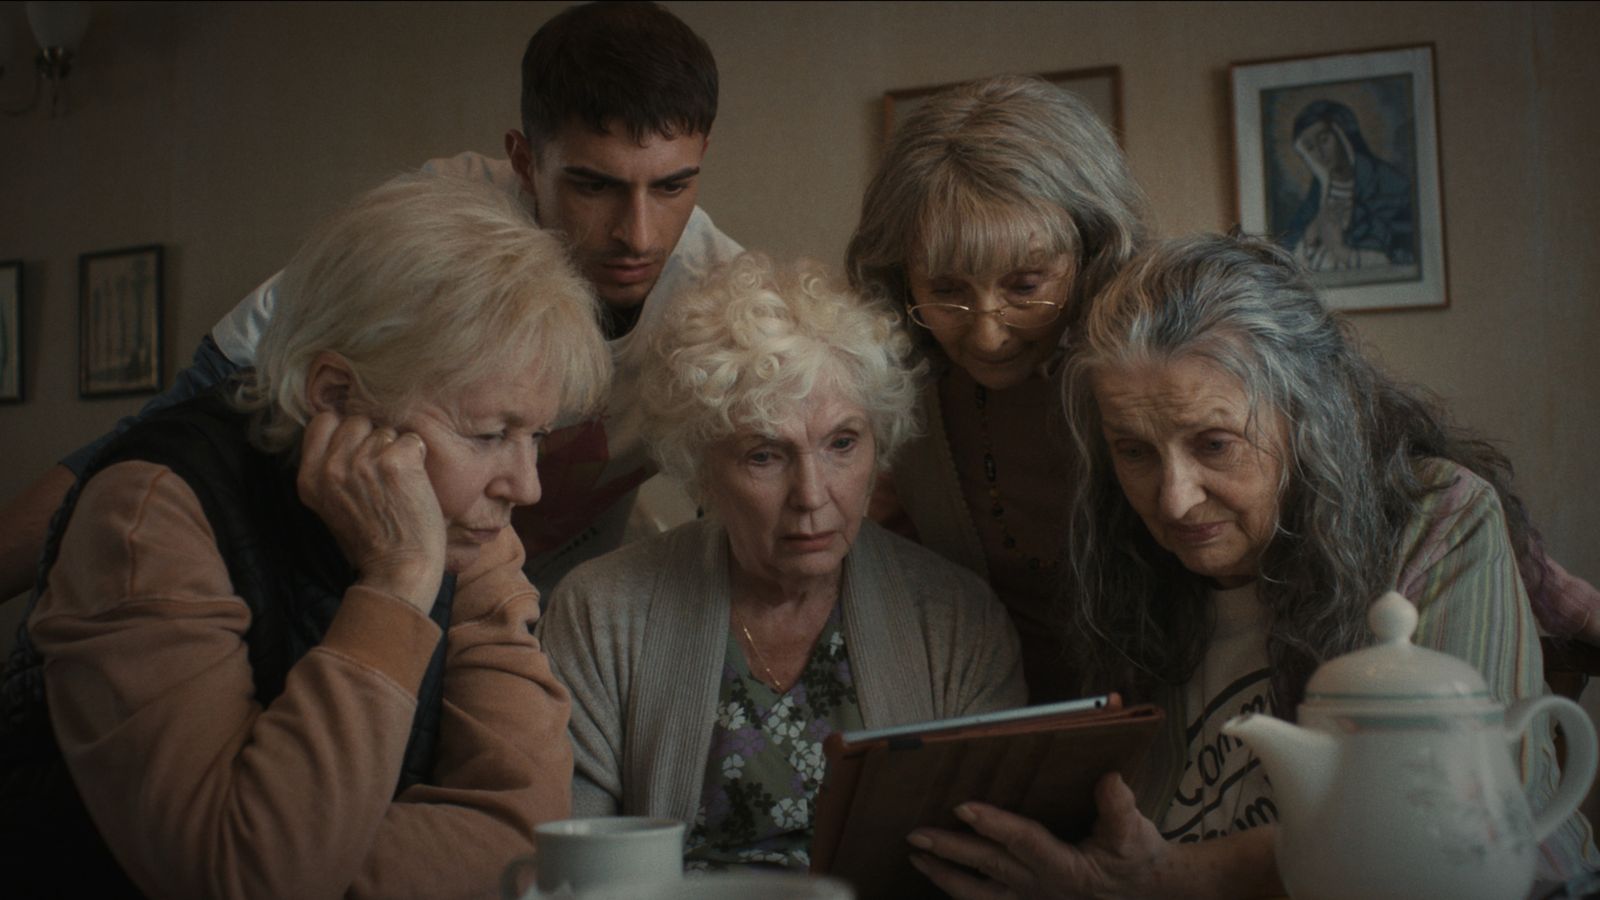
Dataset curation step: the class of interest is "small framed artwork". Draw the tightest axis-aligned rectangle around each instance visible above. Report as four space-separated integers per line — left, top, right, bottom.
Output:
79 244 164 397
1231 44 1446 312
884 65 1124 148
0 260 21 403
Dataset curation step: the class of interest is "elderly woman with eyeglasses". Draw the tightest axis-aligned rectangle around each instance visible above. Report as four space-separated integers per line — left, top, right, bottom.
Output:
536 253 1025 870
847 75 1149 701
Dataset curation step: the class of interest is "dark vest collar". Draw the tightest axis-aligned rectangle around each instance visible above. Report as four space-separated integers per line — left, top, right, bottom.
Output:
0 387 454 895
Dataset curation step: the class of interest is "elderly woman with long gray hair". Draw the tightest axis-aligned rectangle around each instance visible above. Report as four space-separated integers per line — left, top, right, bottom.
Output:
907 234 1598 897
847 75 1148 704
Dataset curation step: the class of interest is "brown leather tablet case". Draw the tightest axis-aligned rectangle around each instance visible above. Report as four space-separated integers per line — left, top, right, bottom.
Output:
809 702 1165 899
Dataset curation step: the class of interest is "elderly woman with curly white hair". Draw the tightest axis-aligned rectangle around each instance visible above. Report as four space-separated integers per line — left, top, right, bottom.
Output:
537 253 1026 870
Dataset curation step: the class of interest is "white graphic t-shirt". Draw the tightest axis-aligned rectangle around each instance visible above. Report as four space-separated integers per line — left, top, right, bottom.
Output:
1159 583 1278 842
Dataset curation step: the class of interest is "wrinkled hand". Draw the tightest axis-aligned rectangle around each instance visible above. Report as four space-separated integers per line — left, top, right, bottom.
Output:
297 411 445 613
905 773 1177 900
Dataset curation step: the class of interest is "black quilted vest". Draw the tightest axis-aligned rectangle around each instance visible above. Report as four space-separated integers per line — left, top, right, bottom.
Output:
0 390 454 897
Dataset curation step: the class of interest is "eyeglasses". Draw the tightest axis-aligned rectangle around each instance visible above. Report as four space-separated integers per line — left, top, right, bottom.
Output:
905 299 1065 331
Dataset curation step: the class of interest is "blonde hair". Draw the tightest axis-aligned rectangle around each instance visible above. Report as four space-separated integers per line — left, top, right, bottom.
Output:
639 253 923 501
847 75 1148 328
238 173 610 450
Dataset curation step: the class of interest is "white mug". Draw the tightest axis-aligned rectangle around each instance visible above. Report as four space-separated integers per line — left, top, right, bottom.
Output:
502 817 685 899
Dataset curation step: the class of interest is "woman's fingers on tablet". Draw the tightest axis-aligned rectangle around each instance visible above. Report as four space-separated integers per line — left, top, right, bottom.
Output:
913 802 1132 899
907 824 1030 897
908 849 1017 899
905 786 1188 898
957 802 1063 861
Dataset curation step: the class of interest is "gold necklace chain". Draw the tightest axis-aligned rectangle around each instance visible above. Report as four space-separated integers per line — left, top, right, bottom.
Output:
733 608 789 694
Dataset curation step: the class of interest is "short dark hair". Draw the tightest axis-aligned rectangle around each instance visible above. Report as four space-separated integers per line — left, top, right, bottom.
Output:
520 1 718 150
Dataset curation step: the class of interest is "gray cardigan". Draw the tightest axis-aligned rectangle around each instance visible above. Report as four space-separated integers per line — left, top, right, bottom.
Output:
536 517 1027 823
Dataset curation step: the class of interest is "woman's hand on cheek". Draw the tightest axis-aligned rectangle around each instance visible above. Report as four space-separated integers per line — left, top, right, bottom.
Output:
297 410 446 612
905 773 1175 900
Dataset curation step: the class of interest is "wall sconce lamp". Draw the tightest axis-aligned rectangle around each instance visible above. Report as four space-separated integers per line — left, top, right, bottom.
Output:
2 2 92 118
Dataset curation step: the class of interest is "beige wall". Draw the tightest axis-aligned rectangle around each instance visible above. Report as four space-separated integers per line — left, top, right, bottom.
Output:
1 0 1596 589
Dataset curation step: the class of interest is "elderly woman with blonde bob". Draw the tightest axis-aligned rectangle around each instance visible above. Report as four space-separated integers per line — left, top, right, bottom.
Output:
847 75 1149 702
0 174 609 896
538 253 1025 869
907 234 1597 897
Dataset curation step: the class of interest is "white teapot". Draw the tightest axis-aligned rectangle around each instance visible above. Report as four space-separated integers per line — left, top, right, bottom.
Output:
1223 591 1596 900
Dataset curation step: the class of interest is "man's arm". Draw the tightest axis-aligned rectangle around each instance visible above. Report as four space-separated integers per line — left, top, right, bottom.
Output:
60 335 242 477
0 335 243 603
0 465 75 602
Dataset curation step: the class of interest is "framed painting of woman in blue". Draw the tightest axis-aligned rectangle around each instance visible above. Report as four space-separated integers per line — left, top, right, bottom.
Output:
1231 45 1446 312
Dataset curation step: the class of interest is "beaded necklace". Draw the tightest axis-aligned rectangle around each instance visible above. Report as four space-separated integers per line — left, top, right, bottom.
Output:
974 382 1057 572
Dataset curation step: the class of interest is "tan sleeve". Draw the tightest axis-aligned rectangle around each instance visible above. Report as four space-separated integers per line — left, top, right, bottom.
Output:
32 461 442 899
349 527 574 899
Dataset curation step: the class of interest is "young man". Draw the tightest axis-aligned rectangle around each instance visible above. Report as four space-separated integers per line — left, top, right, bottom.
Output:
0 1 742 598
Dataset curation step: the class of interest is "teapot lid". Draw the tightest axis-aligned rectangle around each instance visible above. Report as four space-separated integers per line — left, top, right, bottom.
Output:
1302 591 1491 707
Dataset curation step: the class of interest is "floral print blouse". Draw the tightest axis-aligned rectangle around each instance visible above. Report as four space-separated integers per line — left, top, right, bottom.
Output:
684 603 862 871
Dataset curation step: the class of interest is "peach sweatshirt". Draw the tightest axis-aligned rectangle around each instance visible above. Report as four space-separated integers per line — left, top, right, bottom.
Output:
30 460 572 899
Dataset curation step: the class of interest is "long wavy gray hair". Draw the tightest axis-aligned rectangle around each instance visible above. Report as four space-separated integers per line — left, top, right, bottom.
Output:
1059 233 1541 715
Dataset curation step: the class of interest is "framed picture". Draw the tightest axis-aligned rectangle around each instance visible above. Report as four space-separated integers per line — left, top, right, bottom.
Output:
1230 44 1446 312
0 260 21 403
79 244 164 397
884 65 1124 148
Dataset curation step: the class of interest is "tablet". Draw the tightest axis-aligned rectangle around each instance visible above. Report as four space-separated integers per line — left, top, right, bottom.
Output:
837 694 1112 745
810 698 1164 900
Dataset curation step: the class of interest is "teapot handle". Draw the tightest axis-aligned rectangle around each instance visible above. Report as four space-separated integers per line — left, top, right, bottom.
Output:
1504 694 1598 842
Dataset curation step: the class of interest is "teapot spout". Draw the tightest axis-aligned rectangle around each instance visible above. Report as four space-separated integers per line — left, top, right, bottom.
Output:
1222 712 1337 824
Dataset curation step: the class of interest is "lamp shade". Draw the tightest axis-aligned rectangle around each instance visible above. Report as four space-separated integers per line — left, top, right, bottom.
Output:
26 1 90 52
